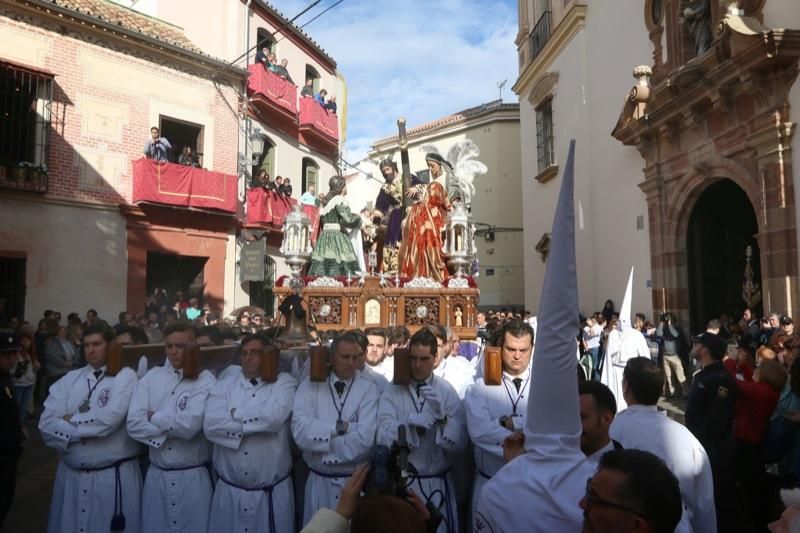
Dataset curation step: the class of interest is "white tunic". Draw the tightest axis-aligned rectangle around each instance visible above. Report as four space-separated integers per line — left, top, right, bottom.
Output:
378 375 466 533
610 404 717 533
359 365 389 395
205 372 298 533
600 328 648 411
371 357 394 382
434 356 475 400
127 365 216 533
39 365 142 533
291 373 379 527
464 369 531 515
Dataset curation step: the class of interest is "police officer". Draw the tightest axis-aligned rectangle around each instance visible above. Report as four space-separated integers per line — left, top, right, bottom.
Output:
684 331 737 532
0 331 24 528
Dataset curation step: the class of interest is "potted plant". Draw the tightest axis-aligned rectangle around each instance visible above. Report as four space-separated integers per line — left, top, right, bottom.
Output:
14 161 33 182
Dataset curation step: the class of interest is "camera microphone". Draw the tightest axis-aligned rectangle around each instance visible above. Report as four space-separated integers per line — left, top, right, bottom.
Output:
397 424 410 480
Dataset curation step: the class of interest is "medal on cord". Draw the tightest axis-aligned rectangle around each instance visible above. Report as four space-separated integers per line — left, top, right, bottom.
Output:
79 374 105 413
329 378 354 435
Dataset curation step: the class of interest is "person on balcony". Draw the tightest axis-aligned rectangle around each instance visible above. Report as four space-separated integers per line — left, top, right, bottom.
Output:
251 169 269 189
301 185 318 206
254 45 270 70
309 176 362 277
274 58 294 84
314 89 328 106
325 95 337 114
144 127 171 162
267 52 279 73
178 146 198 167
301 79 314 98
279 177 293 198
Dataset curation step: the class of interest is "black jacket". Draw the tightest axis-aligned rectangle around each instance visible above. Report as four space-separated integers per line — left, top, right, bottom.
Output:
0 372 22 459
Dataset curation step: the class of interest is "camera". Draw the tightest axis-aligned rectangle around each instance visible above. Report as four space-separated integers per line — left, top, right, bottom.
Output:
363 426 443 530
660 313 671 323
14 359 29 379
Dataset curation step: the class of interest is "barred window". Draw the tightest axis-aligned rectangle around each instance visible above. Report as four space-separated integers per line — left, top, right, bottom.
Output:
536 99 554 172
0 61 52 184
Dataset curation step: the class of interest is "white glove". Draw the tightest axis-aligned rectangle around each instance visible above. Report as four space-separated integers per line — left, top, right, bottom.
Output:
421 386 444 419
408 412 435 430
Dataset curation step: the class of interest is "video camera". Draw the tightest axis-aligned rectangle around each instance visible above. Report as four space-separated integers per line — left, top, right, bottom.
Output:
363 425 444 531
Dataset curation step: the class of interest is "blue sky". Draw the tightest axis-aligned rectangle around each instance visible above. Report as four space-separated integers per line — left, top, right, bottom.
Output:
272 0 520 162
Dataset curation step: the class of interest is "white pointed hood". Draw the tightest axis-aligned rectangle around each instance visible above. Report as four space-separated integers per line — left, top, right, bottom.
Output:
525 140 581 451
619 267 634 332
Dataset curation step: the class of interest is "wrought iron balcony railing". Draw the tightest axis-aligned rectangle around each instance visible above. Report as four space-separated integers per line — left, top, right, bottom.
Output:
529 11 552 63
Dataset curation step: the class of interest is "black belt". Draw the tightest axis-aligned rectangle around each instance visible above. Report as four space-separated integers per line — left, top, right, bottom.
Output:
217 471 291 533
67 455 138 532
150 461 213 481
418 470 454 533
308 467 353 479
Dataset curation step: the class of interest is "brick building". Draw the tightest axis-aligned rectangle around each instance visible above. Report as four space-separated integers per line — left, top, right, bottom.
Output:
0 0 346 323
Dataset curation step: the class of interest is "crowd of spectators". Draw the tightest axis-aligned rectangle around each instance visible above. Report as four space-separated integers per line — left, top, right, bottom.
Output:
249 169 295 197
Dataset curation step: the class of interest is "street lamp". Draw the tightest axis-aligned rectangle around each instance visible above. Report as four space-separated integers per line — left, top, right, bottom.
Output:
250 127 264 162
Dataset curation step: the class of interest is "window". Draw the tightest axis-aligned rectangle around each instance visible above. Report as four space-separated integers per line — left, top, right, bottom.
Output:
159 116 204 165
0 63 52 180
536 100 554 172
253 135 275 179
0 254 26 321
301 157 319 193
305 65 321 94
255 28 276 53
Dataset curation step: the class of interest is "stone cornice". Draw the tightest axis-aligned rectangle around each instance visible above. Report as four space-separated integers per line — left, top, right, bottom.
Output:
512 4 587 96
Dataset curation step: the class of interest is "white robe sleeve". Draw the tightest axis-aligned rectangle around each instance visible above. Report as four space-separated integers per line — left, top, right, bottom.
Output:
376 388 415 449
324 383 378 464
465 382 509 458
435 383 466 450
150 372 215 441
291 380 336 453
38 373 78 452
203 381 244 450
70 368 136 440
127 372 167 448
238 374 297 436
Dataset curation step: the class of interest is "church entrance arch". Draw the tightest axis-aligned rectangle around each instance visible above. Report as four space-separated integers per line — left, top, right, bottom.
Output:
685 179 762 333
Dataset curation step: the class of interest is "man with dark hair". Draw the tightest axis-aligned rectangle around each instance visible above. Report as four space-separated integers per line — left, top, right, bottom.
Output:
84 308 99 328
685 331 738 531
40 323 142 532
114 311 130 335
292 332 379 527
465 318 533 515
205 335 298 532
611 357 715 533
378 327 466 532
578 381 619 463
127 321 215 532
350 329 389 394
363 327 392 381
580 449 683 533
428 325 474 400
144 126 171 162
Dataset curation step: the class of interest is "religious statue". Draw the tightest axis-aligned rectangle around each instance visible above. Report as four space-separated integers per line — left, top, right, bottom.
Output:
683 0 712 57
373 158 419 273
398 141 487 281
308 176 362 277
454 306 463 327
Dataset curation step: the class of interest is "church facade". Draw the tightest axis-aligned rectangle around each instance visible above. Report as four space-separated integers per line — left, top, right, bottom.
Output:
517 0 800 330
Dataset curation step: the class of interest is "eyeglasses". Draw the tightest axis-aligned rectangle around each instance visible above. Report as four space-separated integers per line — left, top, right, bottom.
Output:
584 479 642 516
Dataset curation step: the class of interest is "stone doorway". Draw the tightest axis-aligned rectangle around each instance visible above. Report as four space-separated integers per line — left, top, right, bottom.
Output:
686 179 762 332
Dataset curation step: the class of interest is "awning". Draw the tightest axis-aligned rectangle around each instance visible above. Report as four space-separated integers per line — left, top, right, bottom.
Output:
0 57 56 78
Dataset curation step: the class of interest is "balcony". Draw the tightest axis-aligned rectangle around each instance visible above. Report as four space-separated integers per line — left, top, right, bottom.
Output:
247 64 298 127
246 187 320 241
0 164 48 194
132 158 238 214
298 97 339 155
529 11 552 63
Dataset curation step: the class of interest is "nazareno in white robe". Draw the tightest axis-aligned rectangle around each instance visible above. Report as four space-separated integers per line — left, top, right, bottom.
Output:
377 375 467 533
291 373 379 527
127 365 216 533
204 371 298 533
39 365 143 533
465 369 530 518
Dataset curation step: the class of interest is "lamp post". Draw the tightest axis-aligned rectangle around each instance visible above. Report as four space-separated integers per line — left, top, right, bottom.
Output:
443 202 475 286
239 126 265 176
280 204 313 292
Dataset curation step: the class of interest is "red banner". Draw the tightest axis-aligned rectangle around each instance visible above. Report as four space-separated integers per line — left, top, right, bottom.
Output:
299 97 339 141
246 188 320 243
247 64 298 114
132 159 238 214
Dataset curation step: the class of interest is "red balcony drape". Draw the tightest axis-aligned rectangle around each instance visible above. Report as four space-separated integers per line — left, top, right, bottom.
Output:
247 64 298 114
132 159 238 214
